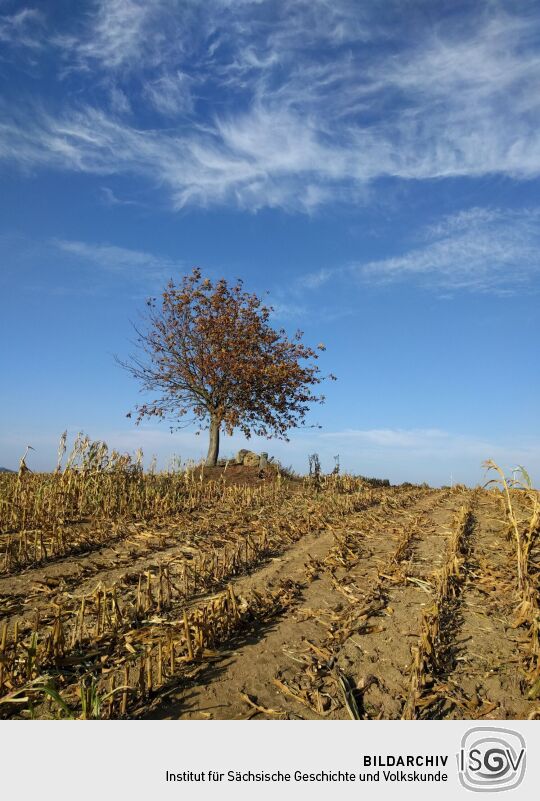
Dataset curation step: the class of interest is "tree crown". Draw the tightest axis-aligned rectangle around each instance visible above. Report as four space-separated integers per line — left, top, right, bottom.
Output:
121 269 335 440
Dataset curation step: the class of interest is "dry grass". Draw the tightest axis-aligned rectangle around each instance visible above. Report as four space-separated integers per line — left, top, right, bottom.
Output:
4 436 535 720
1 434 416 719
482 461 540 689
402 501 475 719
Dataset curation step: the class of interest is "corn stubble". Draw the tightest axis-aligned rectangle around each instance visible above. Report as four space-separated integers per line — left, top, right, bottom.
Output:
1 437 538 720
401 462 540 719
0 435 399 719
482 462 540 694
402 502 475 719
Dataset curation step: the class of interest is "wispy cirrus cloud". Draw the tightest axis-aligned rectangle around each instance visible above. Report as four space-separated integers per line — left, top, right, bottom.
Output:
322 428 452 449
298 207 540 294
53 238 181 282
362 207 540 293
99 186 141 207
8 424 538 486
64 0 161 71
318 427 516 460
1 3 540 211
0 6 44 49
143 71 194 117
319 427 540 484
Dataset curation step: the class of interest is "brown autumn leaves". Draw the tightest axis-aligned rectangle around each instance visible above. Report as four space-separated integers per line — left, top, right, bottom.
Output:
120 269 336 465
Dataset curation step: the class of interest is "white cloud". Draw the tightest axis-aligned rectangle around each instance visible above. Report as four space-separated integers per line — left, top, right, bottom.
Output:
74 0 159 70
109 85 131 115
0 7 44 49
4 423 539 487
322 428 451 448
317 426 540 486
53 238 181 281
361 207 540 292
268 300 308 321
2 3 540 210
144 71 194 116
100 186 140 206
297 267 337 290
298 206 540 294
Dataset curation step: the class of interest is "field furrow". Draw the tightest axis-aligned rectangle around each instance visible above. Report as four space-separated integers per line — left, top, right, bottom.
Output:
1 470 536 721
147 491 461 719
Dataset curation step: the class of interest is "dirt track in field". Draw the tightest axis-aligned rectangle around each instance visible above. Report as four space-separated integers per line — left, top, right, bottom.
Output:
1 483 538 720
141 488 537 720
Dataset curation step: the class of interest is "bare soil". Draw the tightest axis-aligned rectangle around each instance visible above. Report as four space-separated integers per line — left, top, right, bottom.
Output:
142 489 538 720
0 484 537 720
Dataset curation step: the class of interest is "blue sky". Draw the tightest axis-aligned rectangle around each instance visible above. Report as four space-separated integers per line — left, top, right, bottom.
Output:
1 0 539 485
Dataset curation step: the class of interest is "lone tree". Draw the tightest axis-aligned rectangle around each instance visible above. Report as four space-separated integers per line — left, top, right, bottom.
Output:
120 269 334 466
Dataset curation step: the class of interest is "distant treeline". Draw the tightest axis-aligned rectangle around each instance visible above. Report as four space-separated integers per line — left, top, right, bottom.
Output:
358 476 391 488
358 477 432 489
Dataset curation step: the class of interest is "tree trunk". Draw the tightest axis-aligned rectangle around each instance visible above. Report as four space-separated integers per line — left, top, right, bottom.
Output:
205 417 220 466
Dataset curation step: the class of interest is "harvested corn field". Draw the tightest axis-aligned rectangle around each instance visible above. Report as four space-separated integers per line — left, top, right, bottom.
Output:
0 462 538 721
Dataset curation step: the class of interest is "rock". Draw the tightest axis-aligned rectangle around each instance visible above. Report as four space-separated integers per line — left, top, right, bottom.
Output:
235 449 249 465
242 451 260 467
234 450 272 468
